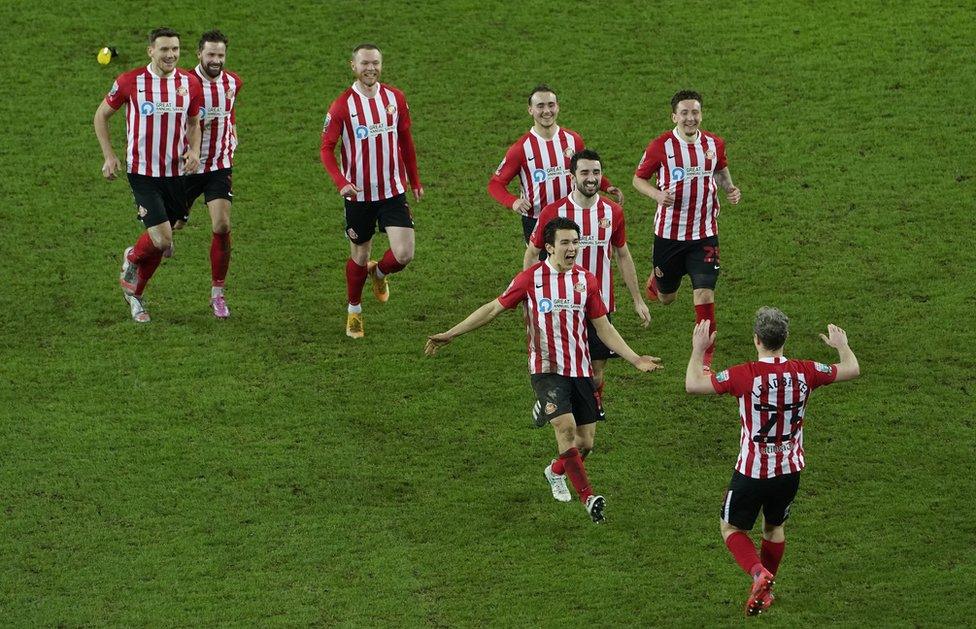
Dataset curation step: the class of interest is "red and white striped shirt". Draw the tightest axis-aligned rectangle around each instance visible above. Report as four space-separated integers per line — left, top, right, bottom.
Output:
193 66 241 173
104 65 203 177
320 82 421 202
711 357 838 479
635 129 728 241
529 196 626 313
497 261 608 377
489 127 612 219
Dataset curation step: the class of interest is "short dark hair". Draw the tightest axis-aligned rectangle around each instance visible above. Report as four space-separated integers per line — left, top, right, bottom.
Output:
198 30 228 51
528 83 557 105
570 149 601 174
352 43 381 58
149 27 180 46
671 90 702 112
543 217 580 247
754 307 790 351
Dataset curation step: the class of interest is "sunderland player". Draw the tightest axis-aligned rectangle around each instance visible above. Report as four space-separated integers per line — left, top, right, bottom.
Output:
524 150 650 439
184 30 241 319
632 90 741 367
425 217 662 522
321 43 423 339
685 308 860 616
488 84 623 244
94 27 202 323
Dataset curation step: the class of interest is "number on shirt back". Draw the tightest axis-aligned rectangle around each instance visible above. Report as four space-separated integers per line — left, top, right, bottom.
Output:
752 401 803 444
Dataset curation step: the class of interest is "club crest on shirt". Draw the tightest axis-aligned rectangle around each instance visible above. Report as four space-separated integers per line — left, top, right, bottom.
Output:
815 362 832 374
715 370 729 383
386 103 396 115
654 266 664 278
705 149 715 160
227 88 236 99
176 86 188 96
574 281 586 293
598 218 611 229
323 113 331 132
545 402 557 415
564 147 574 159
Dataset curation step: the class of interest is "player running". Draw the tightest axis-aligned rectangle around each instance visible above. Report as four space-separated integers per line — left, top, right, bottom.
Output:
426 217 662 522
94 27 202 323
185 30 241 319
321 43 423 339
524 149 650 433
632 90 741 368
489 84 623 245
685 307 860 616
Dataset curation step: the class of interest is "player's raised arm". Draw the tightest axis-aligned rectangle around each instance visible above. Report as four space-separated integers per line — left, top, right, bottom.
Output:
93 100 121 180
819 324 860 382
686 320 718 394
425 299 507 356
590 315 662 372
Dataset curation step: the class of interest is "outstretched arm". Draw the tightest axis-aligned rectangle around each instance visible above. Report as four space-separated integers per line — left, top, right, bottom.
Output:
590 316 662 372
820 324 860 382
425 299 507 356
686 320 718 394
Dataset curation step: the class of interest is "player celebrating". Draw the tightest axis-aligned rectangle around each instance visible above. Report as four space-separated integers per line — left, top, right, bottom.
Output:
94 27 202 323
684 308 860 616
426 217 662 522
524 149 650 433
632 90 741 367
488 84 623 244
321 43 423 339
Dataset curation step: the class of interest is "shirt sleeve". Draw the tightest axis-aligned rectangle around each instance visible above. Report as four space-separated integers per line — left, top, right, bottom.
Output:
716 137 728 171
104 74 129 110
488 141 525 209
320 99 351 191
802 360 838 390
711 364 750 396
585 273 609 320
395 90 421 189
186 77 203 118
497 271 529 309
610 204 626 247
634 139 662 180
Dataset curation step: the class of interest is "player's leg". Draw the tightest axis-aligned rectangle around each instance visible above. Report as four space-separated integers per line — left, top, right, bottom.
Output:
369 194 415 302
119 176 175 322
758 471 799 579
344 200 378 338
690 236 720 367
203 169 234 318
647 236 683 305
572 372 604 459
720 471 776 616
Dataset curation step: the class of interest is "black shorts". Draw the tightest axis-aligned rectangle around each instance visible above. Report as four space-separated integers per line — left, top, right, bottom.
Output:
185 167 233 211
530 373 605 427
127 173 188 228
720 470 800 530
586 315 617 361
344 193 414 245
652 235 720 294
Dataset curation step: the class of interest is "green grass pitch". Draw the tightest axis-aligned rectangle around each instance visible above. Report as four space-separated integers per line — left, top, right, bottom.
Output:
1 0 974 624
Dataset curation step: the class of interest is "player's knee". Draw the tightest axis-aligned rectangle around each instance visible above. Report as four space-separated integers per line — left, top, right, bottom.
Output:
719 519 741 540
659 292 678 305
150 232 173 250
212 217 231 234
577 444 593 459
393 248 414 266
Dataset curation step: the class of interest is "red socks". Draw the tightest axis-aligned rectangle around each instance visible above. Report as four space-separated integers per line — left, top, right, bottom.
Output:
210 231 231 287
377 248 406 276
557 447 593 503
761 539 786 576
345 259 368 306
725 531 762 576
128 232 164 297
694 302 716 366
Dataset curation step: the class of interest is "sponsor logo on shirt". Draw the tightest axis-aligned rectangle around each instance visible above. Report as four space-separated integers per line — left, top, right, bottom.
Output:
140 101 181 116
532 168 547 183
762 441 794 455
716 370 730 383
355 123 392 139
815 362 832 374
140 101 156 115
538 298 554 314
538 297 582 314
533 166 568 184
671 167 685 181
578 235 606 247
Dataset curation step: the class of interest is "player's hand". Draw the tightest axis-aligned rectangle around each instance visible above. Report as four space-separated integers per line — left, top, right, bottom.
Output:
658 189 675 207
101 154 121 181
339 183 361 199
511 196 532 215
692 319 716 352
633 300 651 328
819 323 849 349
424 333 453 356
412 186 424 202
633 355 663 372
726 185 741 204
607 186 625 204
182 149 200 174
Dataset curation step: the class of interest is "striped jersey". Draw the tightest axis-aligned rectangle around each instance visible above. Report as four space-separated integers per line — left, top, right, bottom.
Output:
635 129 728 241
104 65 203 177
711 357 838 479
489 127 612 219
193 66 242 173
320 82 421 202
529 196 626 313
497 261 608 377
